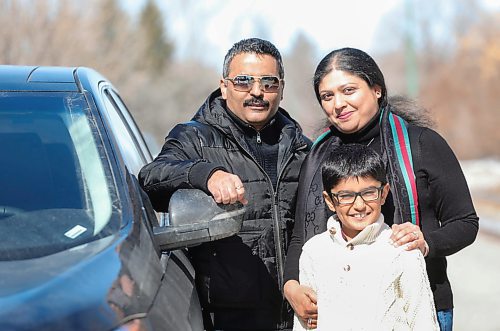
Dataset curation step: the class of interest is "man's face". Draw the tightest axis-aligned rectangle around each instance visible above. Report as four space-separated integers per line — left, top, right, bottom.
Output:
220 53 284 130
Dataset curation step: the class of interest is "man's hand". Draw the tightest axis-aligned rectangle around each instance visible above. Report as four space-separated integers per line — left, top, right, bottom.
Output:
207 170 248 205
390 222 428 256
284 280 318 329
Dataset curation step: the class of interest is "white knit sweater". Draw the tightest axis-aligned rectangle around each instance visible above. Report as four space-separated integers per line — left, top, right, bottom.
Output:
293 215 439 331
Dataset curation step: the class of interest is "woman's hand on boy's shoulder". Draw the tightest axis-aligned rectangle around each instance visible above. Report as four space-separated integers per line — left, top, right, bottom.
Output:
390 223 428 256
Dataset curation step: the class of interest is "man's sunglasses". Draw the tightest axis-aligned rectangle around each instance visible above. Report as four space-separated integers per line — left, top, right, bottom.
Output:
225 75 283 93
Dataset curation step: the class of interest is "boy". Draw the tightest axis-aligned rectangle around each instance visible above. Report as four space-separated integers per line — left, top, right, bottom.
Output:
293 144 438 330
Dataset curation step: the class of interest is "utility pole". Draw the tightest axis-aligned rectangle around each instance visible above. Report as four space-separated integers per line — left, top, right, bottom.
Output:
405 0 419 98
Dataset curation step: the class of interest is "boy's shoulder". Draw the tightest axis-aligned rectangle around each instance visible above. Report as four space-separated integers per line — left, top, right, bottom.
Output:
303 230 333 252
378 227 424 261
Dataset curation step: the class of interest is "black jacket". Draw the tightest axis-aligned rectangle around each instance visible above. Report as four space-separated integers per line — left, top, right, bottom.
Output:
139 90 311 330
284 108 479 312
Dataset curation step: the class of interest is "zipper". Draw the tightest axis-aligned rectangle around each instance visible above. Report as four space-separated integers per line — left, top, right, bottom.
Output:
272 145 305 291
238 146 284 286
273 143 308 329
233 131 309 291
272 201 284 290
273 141 309 290
235 146 287 290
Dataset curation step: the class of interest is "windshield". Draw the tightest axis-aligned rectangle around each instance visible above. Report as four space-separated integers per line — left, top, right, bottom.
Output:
0 92 120 260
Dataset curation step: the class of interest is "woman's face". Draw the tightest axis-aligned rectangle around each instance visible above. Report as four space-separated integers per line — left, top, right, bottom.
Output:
318 69 381 134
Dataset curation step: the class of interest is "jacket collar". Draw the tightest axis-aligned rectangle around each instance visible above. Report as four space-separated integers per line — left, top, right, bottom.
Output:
192 89 309 149
327 214 386 246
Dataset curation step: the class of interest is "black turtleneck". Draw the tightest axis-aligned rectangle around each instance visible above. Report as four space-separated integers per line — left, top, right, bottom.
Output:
225 107 280 189
328 110 381 152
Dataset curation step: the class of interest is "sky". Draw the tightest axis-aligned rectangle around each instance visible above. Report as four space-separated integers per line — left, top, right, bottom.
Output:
121 0 500 70
121 0 401 68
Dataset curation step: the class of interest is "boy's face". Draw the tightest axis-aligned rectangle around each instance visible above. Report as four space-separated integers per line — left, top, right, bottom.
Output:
323 176 389 239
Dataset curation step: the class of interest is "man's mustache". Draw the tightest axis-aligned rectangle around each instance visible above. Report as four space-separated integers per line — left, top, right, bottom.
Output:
243 98 269 107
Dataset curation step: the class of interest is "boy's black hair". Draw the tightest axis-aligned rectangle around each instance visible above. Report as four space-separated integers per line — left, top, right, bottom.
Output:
321 143 387 192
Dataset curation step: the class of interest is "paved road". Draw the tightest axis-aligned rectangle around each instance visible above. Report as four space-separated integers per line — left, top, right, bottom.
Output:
448 228 500 330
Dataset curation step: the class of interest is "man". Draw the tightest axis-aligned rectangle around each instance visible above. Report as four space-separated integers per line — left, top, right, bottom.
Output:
139 38 311 330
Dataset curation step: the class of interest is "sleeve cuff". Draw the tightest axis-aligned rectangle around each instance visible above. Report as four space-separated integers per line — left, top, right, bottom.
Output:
188 161 227 193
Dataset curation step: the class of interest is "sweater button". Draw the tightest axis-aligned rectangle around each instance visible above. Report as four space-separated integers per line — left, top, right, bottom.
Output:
344 264 351 272
346 244 354 251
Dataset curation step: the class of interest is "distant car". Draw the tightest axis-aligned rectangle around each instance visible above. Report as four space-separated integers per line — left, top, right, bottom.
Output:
0 66 244 331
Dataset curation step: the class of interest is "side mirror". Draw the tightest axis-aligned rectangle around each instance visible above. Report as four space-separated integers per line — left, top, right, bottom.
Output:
153 189 245 251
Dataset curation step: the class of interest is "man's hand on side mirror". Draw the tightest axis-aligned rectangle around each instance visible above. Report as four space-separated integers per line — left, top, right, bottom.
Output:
284 280 318 329
207 170 248 205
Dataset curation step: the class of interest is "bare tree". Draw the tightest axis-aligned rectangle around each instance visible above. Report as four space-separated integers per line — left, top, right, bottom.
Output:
137 0 173 75
373 0 500 159
282 32 324 139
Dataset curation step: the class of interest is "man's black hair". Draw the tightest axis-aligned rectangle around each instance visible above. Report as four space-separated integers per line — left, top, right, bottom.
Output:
222 38 284 79
321 143 387 192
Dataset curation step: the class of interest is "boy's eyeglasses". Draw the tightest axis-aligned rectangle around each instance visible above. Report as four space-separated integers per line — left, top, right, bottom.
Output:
225 75 282 93
329 185 385 205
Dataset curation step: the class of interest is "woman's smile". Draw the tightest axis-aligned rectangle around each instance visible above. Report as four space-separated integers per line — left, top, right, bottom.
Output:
336 111 354 121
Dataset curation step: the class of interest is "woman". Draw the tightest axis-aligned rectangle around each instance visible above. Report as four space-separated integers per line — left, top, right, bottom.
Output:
283 47 479 331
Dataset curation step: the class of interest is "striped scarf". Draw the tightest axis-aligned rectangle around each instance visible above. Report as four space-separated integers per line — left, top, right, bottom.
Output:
379 107 420 226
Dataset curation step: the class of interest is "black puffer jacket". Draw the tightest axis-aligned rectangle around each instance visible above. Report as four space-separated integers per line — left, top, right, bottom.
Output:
139 90 311 330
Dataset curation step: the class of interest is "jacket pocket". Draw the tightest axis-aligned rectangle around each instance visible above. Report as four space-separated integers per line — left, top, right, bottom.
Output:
209 233 263 308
